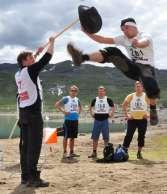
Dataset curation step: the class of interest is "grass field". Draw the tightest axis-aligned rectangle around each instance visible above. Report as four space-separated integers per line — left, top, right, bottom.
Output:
130 135 167 161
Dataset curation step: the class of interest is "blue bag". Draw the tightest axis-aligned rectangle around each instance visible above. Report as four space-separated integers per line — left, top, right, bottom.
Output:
113 144 129 162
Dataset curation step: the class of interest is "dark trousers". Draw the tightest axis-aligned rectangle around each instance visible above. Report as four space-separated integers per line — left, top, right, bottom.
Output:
123 119 147 148
19 110 43 180
100 47 160 99
63 120 78 139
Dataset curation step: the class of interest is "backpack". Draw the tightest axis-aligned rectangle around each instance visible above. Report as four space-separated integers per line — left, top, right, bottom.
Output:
113 144 129 162
103 143 114 161
96 143 114 163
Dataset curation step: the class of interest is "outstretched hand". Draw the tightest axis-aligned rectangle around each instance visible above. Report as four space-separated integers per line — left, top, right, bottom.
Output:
36 47 44 54
49 36 55 44
34 46 44 58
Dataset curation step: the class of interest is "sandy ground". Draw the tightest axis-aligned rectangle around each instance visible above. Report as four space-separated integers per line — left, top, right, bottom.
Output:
0 121 167 194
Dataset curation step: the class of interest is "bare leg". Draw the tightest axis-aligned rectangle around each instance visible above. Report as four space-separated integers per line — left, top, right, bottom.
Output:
149 98 158 125
63 138 68 153
138 146 142 152
93 139 98 151
88 139 98 158
89 52 104 63
137 146 143 159
104 139 109 147
69 138 74 153
67 43 104 65
149 98 156 105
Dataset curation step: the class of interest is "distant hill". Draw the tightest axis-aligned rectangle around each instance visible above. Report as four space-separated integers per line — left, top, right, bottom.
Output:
1 60 167 111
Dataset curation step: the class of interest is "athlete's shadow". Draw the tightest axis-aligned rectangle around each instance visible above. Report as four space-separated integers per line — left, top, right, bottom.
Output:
61 157 79 164
128 158 166 167
9 184 35 194
3 163 20 173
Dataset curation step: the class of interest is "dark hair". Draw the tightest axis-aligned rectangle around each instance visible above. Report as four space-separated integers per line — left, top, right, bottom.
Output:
17 51 33 68
135 81 143 86
120 18 136 27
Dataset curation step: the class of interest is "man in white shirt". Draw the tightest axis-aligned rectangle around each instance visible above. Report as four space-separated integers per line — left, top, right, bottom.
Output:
67 18 160 126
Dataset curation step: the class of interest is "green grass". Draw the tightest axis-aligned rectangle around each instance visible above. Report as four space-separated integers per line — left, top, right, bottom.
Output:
129 135 167 161
146 135 167 160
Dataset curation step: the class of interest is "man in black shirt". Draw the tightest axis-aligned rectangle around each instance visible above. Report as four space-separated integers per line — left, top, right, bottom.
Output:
88 86 115 158
15 37 54 187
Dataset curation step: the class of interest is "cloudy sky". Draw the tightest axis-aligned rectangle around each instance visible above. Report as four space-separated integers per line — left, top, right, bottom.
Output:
0 0 167 69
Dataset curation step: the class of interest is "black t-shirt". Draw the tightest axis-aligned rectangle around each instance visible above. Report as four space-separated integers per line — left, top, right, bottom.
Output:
91 97 114 121
19 52 52 112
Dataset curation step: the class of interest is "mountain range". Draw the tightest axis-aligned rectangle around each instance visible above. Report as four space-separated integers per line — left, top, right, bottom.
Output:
0 60 167 111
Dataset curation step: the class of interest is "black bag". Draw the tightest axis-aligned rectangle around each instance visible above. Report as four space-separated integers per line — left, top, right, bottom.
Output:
103 143 114 160
78 5 102 34
96 143 114 163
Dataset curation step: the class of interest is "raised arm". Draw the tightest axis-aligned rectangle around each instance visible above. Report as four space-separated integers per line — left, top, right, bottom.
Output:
36 37 55 65
28 37 55 80
83 30 115 44
47 37 55 55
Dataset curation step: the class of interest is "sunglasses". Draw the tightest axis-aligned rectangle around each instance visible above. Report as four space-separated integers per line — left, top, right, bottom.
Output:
70 90 78 92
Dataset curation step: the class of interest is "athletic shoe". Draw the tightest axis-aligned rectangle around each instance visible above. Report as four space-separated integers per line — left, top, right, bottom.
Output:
150 108 159 126
26 171 49 188
67 43 83 66
69 153 80 158
62 152 68 159
26 178 49 187
21 179 28 184
88 152 97 159
137 151 143 159
21 174 28 184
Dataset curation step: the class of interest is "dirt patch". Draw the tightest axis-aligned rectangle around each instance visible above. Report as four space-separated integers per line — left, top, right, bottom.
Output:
0 126 167 194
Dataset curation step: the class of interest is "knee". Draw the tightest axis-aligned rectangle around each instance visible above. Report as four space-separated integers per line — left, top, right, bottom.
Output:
99 47 123 63
105 47 122 56
138 133 145 139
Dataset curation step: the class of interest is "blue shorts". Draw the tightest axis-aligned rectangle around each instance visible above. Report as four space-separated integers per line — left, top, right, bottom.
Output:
91 119 109 141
